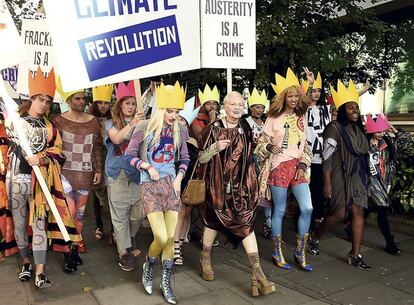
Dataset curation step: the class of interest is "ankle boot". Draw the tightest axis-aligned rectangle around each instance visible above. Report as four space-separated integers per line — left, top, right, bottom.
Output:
294 234 312 271
385 235 401 255
70 244 83 266
64 253 77 273
160 259 176 305
348 251 371 270
272 235 291 270
200 245 215 281
142 255 158 295
249 252 277 297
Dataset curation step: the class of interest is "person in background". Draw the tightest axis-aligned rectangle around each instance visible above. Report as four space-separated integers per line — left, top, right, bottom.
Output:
245 88 272 239
88 84 113 241
363 114 401 255
173 96 201 266
302 71 331 232
0 112 17 261
142 76 162 119
105 81 144 271
190 84 220 142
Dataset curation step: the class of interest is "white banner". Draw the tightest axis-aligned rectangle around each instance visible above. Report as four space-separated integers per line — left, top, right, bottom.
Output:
1 66 19 99
0 1 27 70
17 19 56 95
43 0 201 91
201 0 256 69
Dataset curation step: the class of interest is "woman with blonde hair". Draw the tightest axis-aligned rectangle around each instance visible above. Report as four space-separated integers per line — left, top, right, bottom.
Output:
105 81 144 271
256 68 313 271
124 82 189 305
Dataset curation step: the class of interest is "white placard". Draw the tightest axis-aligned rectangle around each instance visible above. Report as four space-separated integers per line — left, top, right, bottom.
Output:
0 1 27 70
17 19 56 95
1 66 19 99
43 0 201 91
201 0 256 69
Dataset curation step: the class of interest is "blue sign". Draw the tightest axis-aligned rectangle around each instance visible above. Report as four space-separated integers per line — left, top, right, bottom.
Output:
78 15 182 81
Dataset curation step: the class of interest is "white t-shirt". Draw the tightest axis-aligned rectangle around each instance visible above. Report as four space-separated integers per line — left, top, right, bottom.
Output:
306 105 331 164
246 116 264 144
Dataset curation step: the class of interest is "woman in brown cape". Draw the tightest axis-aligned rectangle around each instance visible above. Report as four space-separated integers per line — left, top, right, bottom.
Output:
198 91 276 297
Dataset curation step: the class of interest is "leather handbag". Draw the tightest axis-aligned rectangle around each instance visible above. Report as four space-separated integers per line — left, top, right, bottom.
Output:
181 127 213 205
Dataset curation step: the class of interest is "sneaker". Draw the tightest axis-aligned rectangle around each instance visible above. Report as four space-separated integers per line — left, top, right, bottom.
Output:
348 252 371 270
118 251 136 272
35 273 52 288
18 263 33 282
307 236 320 256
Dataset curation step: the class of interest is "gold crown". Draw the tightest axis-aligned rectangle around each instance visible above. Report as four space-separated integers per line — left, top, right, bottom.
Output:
248 88 268 107
330 79 360 109
271 68 300 95
92 84 113 103
302 72 322 92
198 84 220 105
155 81 186 110
55 75 84 102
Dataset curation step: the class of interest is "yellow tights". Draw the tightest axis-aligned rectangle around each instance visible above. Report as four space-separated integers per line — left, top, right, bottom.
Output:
147 211 178 260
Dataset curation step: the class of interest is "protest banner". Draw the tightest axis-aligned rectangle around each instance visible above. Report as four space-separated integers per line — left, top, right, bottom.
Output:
17 18 56 95
200 0 256 69
0 0 27 70
1 66 19 99
43 0 201 91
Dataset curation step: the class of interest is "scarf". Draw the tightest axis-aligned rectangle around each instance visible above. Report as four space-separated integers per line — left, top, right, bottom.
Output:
29 117 80 242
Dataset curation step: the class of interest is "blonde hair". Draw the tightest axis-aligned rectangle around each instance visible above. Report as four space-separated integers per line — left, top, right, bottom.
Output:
145 108 181 149
268 86 308 118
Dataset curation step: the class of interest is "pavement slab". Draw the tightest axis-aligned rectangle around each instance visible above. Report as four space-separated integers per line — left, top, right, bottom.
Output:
326 281 414 305
377 267 414 295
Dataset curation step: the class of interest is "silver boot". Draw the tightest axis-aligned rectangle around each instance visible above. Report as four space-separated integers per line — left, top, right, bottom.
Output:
160 259 176 304
142 255 158 295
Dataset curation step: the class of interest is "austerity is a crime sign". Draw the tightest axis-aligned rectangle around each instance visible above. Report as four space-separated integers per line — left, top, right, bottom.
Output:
43 0 200 91
201 0 256 69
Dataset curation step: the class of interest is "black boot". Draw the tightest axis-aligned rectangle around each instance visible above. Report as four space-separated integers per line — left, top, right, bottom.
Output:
347 251 371 270
385 235 401 255
70 244 83 266
64 253 77 273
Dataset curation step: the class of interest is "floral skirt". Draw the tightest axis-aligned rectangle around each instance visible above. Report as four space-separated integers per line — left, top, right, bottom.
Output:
268 159 307 188
141 175 181 216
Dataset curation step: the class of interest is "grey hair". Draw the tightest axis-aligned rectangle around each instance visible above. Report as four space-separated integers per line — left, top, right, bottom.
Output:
223 91 243 105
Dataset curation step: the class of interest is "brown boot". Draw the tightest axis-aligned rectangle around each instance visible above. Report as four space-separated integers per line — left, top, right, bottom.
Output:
200 245 215 281
248 252 277 297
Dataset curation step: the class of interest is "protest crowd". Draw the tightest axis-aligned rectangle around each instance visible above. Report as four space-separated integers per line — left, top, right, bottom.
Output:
0 66 410 305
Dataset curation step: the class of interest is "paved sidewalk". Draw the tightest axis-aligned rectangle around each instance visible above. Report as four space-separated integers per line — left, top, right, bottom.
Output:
1 205 413 305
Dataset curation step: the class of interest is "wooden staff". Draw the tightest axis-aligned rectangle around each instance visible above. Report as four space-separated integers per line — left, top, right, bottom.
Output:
0 82 70 241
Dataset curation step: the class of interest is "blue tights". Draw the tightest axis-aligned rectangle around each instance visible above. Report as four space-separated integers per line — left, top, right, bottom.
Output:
270 183 313 237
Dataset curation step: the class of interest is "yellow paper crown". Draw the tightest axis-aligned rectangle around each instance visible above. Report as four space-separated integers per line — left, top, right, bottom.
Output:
155 81 186 110
329 79 360 109
271 68 300 95
198 84 220 105
92 84 113 103
55 75 84 102
248 88 268 107
302 72 322 92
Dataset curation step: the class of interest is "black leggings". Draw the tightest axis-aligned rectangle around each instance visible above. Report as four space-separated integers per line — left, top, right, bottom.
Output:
365 205 393 243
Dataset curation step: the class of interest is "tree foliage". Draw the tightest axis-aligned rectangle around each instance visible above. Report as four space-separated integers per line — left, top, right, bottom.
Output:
5 0 413 98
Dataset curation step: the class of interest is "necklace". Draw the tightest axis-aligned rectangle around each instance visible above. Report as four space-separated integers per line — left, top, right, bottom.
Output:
225 116 239 128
